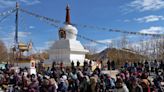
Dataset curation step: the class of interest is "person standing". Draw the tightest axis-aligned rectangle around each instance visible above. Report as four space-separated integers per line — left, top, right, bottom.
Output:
77 61 80 67
159 60 164 70
107 60 111 70
60 62 64 70
89 60 92 70
144 60 149 73
100 60 103 70
111 60 115 70
71 61 74 70
154 60 159 75
150 61 154 73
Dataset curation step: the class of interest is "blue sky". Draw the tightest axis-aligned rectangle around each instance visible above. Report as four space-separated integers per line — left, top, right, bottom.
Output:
0 0 164 52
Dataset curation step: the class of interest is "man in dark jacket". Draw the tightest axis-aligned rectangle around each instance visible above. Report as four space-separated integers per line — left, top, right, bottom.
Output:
111 60 115 70
71 61 74 70
107 60 111 70
77 61 80 67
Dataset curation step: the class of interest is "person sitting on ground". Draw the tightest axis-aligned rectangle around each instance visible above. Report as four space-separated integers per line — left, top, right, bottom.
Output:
153 75 164 92
129 76 143 92
114 77 129 92
140 73 151 92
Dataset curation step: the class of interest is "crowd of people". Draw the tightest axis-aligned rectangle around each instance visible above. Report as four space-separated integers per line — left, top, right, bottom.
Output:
0 60 163 92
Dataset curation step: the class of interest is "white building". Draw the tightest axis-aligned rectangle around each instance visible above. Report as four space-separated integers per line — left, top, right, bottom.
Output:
48 5 88 66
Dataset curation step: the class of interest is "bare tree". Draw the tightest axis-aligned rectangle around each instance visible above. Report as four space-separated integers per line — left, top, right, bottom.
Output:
155 37 164 60
120 34 128 49
0 40 8 63
84 45 98 54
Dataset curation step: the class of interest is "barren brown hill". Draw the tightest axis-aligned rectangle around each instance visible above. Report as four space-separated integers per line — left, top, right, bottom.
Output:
86 48 147 66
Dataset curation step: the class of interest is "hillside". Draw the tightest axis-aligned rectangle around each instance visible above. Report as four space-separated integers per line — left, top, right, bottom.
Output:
86 48 147 66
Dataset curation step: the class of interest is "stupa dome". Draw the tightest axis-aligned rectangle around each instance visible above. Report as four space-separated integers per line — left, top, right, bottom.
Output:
62 24 78 40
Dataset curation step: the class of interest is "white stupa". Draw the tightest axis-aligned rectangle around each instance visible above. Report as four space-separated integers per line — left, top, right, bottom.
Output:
48 5 89 66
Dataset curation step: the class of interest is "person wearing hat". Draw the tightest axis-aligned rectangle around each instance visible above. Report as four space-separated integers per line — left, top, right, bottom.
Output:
129 76 143 92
